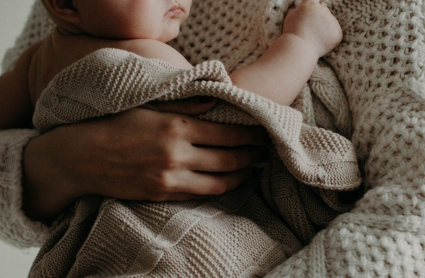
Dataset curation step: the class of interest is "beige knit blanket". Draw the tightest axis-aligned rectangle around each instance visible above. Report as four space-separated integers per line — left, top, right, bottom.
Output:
28 48 361 276
6 0 422 276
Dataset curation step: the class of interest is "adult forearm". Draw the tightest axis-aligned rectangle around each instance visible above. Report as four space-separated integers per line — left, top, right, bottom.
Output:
23 133 82 224
230 33 319 106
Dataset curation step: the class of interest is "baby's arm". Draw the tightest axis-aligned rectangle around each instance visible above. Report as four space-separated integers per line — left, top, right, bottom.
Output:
230 0 342 106
0 47 35 129
118 0 342 108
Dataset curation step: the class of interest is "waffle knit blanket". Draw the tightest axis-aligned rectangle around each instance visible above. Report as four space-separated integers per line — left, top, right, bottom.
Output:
1 0 425 276
28 47 361 276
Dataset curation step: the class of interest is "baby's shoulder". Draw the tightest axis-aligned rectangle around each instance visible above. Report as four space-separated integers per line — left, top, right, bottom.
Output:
12 40 43 73
116 39 193 69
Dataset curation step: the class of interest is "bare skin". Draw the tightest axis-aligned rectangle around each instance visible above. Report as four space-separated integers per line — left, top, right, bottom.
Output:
23 98 268 224
0 0 342 223
0 0 342 128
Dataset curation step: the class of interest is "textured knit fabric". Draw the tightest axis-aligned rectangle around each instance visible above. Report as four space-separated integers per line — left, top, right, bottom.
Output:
2 0 425 277
28 49 361 277
0 1 55 249
266 0 425 276
0 129 50 248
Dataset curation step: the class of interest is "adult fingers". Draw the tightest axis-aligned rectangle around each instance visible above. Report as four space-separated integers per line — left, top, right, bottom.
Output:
171 168 255 195
186 119 269 147
141 98 269 147
184 146 266 172
140 96 218 116
150 193 205 202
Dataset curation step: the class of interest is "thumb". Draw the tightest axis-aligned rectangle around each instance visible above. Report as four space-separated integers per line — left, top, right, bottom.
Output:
140 96 218 116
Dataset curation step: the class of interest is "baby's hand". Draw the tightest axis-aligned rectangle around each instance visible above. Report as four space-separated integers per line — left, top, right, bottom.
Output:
283 0 342 57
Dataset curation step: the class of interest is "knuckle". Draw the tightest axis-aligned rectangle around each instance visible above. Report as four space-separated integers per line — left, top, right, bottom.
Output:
154 174 169 192
158 148 182 169
159 151 174 168
161 117 188 138
153 171 177 193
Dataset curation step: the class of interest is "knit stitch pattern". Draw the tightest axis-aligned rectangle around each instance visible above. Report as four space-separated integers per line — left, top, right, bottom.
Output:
0 129 48 248
28 47 360 276
2 0 424 276
0 1 57 249
267 0 425 276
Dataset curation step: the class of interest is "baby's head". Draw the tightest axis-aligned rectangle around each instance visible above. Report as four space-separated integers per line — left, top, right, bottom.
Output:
41 0 192 42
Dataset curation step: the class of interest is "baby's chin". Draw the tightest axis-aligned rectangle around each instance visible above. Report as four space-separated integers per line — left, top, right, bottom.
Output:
93 24 182 43
158 28 181 43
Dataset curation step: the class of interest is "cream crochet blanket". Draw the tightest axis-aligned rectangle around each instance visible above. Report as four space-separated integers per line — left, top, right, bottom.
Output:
1 0 425 276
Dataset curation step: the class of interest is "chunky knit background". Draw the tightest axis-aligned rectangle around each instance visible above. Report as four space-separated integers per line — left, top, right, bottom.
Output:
1 0 425 276
267 0 425 276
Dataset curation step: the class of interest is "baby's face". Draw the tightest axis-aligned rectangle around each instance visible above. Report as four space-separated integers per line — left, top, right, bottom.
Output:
75 0 192 42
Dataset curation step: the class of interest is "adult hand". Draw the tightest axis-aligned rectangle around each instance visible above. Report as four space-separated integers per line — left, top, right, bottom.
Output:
23 97 268 223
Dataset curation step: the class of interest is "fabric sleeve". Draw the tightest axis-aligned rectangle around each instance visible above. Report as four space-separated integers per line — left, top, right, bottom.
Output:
0 0 54 248
0 129 51 248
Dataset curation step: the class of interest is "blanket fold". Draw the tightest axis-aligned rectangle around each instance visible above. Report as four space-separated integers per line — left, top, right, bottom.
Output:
29 49 361 277
34 49 361 190
2 0 425 276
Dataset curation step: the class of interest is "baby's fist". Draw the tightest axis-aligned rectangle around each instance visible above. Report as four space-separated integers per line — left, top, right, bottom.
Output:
283 0 342 57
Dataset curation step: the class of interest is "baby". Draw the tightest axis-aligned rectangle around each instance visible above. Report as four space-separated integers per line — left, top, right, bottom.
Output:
0 0 342 129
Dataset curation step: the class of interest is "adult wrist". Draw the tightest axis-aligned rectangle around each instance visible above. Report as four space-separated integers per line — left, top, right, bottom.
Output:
22 132 82 224
0 129 52 247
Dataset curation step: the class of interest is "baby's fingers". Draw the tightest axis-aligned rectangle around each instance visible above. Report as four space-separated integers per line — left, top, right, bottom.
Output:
287 0 320 14
298 0 325 5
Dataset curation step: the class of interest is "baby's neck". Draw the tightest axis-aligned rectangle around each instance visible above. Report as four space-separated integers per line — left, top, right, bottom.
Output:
54 24 89 38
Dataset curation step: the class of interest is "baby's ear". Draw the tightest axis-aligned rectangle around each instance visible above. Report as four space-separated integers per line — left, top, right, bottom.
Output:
44 0 80 24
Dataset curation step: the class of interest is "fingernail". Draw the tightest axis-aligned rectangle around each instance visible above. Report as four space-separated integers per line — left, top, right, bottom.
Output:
199 96 215 103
